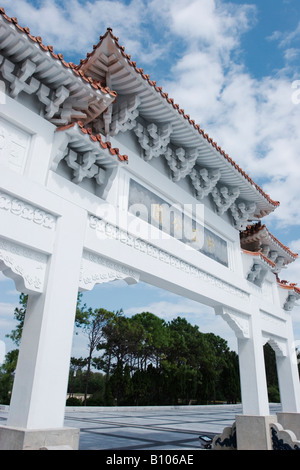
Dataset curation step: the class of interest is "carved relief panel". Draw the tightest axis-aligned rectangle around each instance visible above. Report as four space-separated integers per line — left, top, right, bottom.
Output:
0 117 31 174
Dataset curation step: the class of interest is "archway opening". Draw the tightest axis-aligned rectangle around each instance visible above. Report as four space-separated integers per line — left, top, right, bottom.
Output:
263 342 280 404
70 280 241 407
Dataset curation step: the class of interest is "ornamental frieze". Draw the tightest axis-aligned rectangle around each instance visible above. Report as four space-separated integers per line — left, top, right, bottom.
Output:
0 191 56 230
88 213 249 301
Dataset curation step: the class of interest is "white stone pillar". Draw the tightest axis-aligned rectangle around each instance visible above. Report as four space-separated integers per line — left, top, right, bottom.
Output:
235 309 278 450
217 304 270 416
237 309 269 416
276 327 300 413
1 202 87 448
215 304 278 449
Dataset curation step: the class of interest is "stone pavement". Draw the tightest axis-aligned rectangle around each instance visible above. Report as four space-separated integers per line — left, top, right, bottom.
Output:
0 403 282 450
64 403 282 450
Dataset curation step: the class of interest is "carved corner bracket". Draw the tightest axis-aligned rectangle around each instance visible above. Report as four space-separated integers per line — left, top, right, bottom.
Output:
215 306 250 339
79 249 140 291
0 237 48 294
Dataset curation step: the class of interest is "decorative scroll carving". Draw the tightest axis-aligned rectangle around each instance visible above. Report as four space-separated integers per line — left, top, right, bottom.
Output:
0 191 56 230
79 249 140 291
134 121 172 161
190 167 220 200
110 95 140 136
165 147 198 181
213 422 237 450
270 424 300 450
211 185 240 215
230 200 256 230
215 306 250 339
89 214 249 300
0 237 48 294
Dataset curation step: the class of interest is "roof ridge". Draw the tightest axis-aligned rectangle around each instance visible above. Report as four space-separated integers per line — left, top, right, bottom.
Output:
77 27 280 209
0 8 116 97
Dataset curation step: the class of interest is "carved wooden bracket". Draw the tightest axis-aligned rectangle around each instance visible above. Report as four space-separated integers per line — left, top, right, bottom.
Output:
165 147 198 181
110 95 140 136
230 200 256 230
190 167 220 199
211 185 240 215
134 121 172 161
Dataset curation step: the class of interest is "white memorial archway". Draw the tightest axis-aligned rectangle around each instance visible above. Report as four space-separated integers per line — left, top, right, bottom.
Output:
0 9 299 450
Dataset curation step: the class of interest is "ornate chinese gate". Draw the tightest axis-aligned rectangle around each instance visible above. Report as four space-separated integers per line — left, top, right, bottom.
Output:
0 9 299 450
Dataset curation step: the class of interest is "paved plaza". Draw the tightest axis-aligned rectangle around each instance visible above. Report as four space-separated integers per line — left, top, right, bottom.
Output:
0 404 282 451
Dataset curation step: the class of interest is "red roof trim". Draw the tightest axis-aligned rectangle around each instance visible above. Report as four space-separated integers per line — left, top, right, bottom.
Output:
78 28 279 209
241 222 298 259
56 121 128 162
0 8 116 97
242 248 276 268
277 278 300 295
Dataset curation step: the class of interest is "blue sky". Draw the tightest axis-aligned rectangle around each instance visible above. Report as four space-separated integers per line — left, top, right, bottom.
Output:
1 0 300 359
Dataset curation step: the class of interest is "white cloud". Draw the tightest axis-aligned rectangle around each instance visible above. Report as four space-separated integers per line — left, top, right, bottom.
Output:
152 2 300 229
151 0 256 57
0 0 159 61
269 20 300 50
289 239 300 253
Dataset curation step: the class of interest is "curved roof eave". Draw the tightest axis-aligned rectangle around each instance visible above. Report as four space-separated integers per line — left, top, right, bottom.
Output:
78 29 280 218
